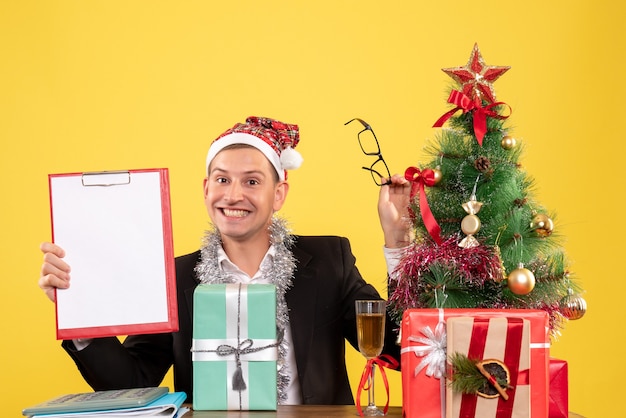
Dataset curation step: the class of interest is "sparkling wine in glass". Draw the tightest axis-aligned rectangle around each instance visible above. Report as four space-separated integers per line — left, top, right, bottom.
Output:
355 300 386 416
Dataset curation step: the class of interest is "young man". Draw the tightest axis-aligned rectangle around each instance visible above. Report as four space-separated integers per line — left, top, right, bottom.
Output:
39 116 413 405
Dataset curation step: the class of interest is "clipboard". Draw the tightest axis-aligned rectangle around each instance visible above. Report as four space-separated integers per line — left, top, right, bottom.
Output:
48 168 178 340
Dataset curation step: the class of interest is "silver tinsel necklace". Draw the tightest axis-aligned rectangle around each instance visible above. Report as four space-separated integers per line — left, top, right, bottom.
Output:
194 216 296 405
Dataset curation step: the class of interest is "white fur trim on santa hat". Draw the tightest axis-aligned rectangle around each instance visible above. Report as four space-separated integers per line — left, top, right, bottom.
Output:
279 146 303 171
206 132 285 180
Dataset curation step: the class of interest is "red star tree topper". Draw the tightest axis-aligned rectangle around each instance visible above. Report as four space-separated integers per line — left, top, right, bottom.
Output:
442 43 510 103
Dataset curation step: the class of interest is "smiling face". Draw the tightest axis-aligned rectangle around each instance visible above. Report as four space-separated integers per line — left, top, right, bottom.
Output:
204 145 289 247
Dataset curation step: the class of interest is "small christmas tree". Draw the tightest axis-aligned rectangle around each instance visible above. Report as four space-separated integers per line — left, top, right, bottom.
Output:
388 44 586 337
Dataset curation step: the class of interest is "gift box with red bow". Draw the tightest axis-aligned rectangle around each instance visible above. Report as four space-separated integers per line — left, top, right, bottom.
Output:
400 309 550 418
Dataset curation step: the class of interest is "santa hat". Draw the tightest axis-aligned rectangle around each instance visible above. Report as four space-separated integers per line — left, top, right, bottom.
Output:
206 116 303 181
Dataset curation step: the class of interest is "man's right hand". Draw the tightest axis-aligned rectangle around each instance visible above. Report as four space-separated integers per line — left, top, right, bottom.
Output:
378 174 414 249
39 242 71 302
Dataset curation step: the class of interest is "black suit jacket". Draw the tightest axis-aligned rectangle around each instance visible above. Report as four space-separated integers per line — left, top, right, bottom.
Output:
62 235 400 404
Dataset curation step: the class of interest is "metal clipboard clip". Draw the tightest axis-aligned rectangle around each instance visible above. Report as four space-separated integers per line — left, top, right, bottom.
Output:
81 170 131 187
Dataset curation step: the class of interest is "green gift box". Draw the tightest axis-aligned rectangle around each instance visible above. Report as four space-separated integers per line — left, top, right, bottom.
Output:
192 283 278 410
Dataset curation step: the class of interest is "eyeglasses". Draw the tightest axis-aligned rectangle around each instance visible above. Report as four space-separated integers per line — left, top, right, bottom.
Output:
345 118 391 186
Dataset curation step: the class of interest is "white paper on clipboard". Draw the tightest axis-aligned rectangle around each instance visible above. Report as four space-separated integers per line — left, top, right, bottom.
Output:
48 168 178 340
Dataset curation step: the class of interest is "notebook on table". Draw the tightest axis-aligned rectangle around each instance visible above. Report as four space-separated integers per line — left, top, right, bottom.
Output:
22 387 169 417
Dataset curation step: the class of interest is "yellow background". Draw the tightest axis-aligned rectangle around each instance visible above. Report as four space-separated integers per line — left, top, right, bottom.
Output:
1 1 623 416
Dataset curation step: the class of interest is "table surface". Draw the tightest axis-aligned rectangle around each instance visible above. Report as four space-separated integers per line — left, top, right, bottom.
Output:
182 405 585 417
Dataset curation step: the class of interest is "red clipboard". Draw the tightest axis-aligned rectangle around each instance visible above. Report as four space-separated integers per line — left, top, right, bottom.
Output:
48 168 178 339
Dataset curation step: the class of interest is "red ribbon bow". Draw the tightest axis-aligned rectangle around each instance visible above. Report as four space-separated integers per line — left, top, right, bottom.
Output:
433 90 511 146
404 167 442 245
356 354 399 417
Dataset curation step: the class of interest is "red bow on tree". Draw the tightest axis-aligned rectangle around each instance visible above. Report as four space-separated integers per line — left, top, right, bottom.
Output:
404 167 442 245
433 90 511 146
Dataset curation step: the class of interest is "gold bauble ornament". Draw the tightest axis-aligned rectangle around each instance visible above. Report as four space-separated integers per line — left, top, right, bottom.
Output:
432 166 443 185
530 213 554 237
501 135 517 150
560 289 587 320
507 263 536 295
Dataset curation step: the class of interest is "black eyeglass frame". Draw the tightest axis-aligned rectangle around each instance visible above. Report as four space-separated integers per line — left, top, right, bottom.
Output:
345 118 392 186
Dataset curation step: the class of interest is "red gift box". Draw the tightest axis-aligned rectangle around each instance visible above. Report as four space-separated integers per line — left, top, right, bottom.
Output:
445 316 531 418
548 358 568 418
400 309 550 418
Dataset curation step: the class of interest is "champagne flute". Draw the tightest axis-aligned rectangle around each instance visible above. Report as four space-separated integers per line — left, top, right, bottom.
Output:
355 300 386 416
